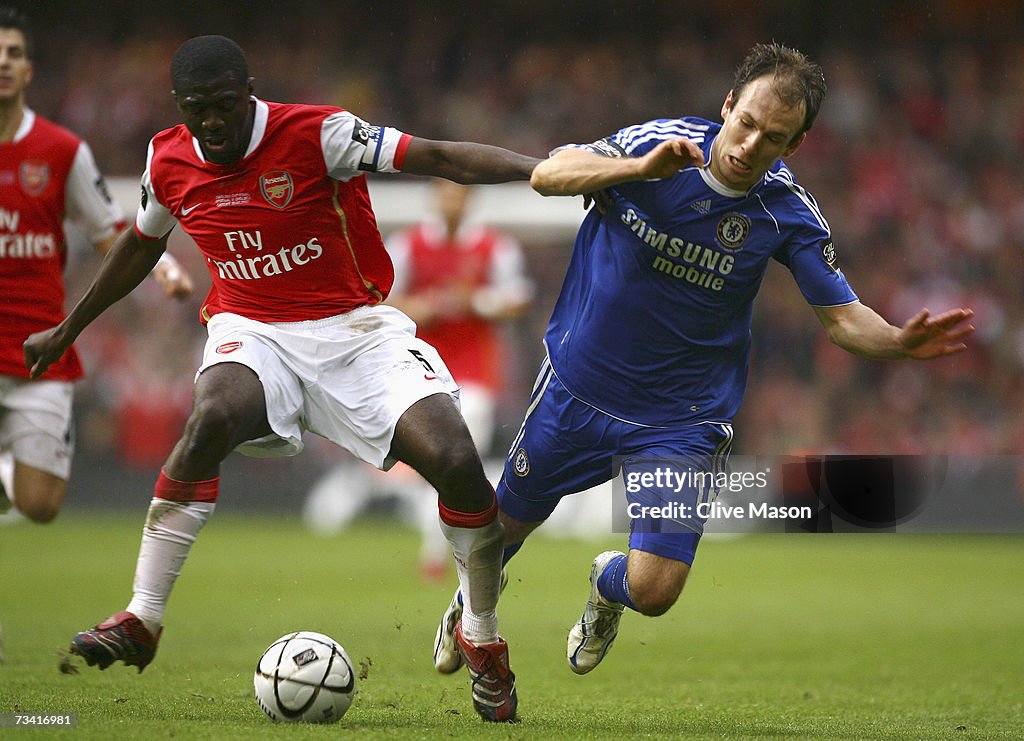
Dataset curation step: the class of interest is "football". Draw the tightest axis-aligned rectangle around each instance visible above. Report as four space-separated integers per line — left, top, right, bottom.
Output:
253 631 356 723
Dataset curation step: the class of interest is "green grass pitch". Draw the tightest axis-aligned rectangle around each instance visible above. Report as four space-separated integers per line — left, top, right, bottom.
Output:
1 511 1021 739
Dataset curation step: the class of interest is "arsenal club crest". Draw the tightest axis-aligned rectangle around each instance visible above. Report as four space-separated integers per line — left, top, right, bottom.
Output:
19 160 50 196
259 170 294 209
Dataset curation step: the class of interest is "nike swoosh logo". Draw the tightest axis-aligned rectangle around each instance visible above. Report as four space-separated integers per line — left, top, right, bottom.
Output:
182 203 200 215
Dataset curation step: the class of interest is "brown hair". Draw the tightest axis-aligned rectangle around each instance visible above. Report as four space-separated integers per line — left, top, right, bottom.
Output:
732 42 826 137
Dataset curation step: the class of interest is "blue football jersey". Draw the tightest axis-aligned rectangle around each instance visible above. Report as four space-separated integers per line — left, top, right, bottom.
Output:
544 116 858 427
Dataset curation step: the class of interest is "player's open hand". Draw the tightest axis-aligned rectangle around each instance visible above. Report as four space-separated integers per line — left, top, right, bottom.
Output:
638 138 705 180
898 308 975 359
23 326 73 379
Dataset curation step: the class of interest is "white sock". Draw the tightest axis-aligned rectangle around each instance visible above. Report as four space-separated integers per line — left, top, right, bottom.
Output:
126 498 215 634
439 516 504 644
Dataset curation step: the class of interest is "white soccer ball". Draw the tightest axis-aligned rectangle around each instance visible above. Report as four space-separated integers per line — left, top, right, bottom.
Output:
254 631 356 723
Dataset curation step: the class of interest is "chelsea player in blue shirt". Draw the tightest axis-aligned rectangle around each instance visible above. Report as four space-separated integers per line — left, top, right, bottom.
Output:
433 42 975 678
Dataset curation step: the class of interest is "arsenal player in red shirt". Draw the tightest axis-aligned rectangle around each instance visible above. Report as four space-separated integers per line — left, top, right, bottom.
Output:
25 34 535 722
0 7 192 524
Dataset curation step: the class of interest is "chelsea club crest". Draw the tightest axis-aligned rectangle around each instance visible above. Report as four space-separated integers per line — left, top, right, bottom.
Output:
513 448 530 477
716 212 751 250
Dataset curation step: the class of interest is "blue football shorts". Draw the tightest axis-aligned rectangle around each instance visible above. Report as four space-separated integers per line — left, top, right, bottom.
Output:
497 358 733 565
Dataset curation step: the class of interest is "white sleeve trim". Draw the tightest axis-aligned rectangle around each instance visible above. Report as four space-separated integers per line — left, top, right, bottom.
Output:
134 138 177 239
64 141 125 244
321 111 407 181
808 298 860 309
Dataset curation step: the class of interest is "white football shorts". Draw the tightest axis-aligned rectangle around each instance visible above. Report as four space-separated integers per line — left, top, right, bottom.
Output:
197 305 460 469
0 376 75 479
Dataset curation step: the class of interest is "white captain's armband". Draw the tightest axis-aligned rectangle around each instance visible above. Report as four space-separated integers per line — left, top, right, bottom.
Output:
322 110 406 179
352 116 386 172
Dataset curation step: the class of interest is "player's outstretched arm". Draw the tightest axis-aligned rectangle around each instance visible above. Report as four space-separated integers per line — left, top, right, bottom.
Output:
24 228 170 378
813 302 975 360
531 138 705 197
400 138 540 184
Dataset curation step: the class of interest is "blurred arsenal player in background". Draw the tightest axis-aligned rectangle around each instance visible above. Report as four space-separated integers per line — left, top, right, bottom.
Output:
0 7 192 523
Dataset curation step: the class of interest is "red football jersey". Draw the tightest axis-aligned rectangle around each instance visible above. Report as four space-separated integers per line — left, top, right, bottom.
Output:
0 110 126 380
136 99 412 323
387 220 532 391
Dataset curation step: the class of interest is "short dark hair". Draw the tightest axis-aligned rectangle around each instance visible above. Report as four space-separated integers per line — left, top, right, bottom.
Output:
0 6 33 59
170 35 248 90
732 42 826 138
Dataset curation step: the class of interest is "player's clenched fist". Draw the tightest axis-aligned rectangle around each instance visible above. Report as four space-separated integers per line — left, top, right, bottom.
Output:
23 326 72 380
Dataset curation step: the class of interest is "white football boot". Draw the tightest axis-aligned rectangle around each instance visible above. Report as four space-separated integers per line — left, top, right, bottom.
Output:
567 550 626 674
434 568 508 674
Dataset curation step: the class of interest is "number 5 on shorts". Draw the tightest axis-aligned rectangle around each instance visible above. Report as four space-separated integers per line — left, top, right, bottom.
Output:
408 348 436 373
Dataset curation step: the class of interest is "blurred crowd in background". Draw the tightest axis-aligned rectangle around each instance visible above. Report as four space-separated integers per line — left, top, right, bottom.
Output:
13 0 1024 505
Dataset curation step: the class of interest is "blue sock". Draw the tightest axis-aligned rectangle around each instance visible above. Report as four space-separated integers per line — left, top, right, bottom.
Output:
501 542 522 566
596 553 637 611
